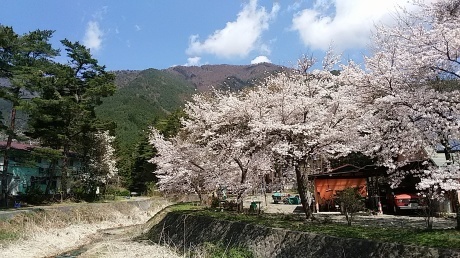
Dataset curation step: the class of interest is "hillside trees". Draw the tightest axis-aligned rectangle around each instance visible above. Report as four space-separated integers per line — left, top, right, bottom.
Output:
128 109 188 194
129 132 157 194
0 25 58 205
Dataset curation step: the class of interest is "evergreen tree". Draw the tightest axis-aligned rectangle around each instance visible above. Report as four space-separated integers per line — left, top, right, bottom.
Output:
130 133 157 194
0 25 57 206
26 39 116 198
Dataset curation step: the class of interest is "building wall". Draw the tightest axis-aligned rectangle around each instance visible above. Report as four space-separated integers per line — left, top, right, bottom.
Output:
314 177 367 211
1 152 81 196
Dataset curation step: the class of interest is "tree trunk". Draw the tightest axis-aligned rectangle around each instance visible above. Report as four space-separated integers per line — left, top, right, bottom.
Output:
191 183 203 205
236 192 244 212
61 145 69 200
45 161 56 195
234 158 248 213
294 160 312 220
2 107 16 207
196 191 202 204
455 191 460 230
345 211 352 226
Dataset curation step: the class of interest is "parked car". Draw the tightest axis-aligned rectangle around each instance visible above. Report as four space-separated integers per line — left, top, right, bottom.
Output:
387 192 425 214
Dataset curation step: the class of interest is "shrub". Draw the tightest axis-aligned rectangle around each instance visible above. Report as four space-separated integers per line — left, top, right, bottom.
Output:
105 185 130 196
336 187 365 226
211 196 220 208
22 186 46 205
146 182 160 197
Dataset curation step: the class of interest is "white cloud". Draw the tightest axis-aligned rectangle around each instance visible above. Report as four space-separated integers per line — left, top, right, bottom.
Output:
135 25 141 31
186 0 280 59
83 21 103 52
92 6 108 20
291 0 414 51
287 0 306 12
185 56 201 66
251 55 271 64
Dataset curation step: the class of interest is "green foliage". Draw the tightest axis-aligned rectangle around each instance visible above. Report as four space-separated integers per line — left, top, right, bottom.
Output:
96 69 194 151
96 69 194 188
145 182 160 196
129 131 157 193
336 187 365 226
22 185 46 204
0 26 58 205
24 39 116 198
69 179 88 201
105 185 130 196
155 109 187 138
190 242 254 258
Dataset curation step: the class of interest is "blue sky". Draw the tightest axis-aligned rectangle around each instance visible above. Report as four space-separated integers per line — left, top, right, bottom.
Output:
0 0 416 71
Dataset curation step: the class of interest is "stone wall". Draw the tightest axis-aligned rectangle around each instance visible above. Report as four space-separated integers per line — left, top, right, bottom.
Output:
146 212 460 258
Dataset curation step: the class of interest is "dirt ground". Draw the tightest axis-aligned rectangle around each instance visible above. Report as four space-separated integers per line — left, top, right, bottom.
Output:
243 195 457 230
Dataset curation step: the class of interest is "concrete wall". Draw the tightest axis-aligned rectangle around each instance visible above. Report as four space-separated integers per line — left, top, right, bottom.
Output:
147 212 460 258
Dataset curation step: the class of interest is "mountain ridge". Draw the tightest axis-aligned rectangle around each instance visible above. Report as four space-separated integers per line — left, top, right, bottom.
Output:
111 62 287 91
164 62 287 91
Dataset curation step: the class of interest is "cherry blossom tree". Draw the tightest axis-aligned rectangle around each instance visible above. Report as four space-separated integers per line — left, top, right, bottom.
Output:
74 130 118 200
150 49 362 217
149 127 215 203
341 0 460 229
243 61 362 219
182 91 275 210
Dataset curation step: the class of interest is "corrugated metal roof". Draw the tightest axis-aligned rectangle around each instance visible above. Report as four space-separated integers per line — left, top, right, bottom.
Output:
0 141 35 151
435 140 460 152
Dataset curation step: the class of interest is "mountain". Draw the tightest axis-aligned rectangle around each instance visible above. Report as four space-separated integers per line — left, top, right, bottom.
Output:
95 68 195 149
96 63 286 151
165 63 286 91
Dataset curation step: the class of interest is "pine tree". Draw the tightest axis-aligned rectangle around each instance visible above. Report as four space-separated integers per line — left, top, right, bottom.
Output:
0 25 57 206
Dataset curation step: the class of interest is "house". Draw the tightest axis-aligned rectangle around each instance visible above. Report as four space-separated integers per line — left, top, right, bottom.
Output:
0 141 81 199
310 163 386 212
425 140 460 213
309 141 460 214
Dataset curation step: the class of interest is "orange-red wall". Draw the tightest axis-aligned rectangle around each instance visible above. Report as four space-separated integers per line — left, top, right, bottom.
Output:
315 178 367 205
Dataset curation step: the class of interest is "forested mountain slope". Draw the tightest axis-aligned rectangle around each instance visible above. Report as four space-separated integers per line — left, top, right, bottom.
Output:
97 63 286 150
95 68 195 149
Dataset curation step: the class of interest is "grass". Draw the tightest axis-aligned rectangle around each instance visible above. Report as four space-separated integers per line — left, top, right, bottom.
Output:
0 226 20 242
189 242 254 258
0 206 112 245
0 200 161 246
170 206 460 250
